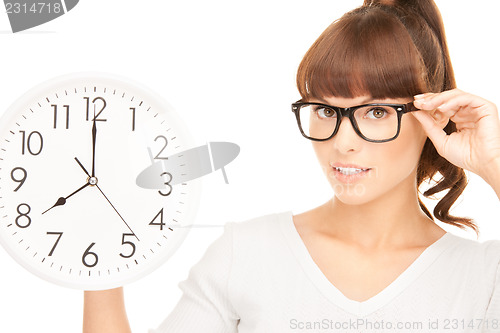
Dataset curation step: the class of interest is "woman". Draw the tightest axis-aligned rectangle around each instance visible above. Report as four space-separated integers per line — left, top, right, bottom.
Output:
84 0 500 332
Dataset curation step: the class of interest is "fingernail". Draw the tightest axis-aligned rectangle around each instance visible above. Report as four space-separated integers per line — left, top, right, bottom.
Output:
414 94 426 100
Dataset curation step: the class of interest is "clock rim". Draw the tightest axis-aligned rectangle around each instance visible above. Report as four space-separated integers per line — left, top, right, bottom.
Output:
0 71 203 290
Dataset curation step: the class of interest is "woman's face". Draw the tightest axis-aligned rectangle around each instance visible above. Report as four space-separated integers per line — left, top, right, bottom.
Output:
311 95 429 205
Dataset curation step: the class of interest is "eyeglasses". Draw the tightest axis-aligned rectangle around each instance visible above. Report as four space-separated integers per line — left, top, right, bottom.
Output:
291 100 419 143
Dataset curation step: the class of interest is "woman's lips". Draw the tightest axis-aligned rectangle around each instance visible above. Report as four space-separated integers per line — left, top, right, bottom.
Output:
331 162 371 170
332 167 371 183
330 162 372 184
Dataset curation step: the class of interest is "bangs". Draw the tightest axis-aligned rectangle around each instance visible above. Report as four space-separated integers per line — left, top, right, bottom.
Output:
297 7 430 101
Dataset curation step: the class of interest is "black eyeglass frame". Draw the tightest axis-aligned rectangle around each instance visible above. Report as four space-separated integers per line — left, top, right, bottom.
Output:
291 100 419 143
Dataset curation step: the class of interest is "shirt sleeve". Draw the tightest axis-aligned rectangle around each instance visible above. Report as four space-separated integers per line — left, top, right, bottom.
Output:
482 244 500 333
149 222 239 333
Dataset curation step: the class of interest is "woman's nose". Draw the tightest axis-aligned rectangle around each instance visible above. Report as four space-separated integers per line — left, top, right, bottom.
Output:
332 117 363 152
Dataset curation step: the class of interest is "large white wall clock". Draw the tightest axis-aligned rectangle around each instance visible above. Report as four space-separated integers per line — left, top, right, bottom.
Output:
0 72 201 290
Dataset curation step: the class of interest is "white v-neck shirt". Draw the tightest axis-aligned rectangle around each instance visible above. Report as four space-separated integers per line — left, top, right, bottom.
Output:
150 211 500 333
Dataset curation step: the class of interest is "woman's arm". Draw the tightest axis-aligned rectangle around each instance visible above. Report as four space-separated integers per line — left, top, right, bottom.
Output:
83 287 131 333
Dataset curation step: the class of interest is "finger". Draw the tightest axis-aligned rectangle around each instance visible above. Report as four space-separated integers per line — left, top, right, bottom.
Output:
416 89 491 114
411 110 448 156
412 100 453 125
414 92 436 100
441 102 494 126
413 89 464 111
414 90 494 125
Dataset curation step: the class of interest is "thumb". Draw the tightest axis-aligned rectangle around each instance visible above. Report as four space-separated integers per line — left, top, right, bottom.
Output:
411 111 448 155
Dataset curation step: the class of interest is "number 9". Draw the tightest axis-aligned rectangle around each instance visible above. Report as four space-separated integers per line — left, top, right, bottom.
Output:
11 167 27 192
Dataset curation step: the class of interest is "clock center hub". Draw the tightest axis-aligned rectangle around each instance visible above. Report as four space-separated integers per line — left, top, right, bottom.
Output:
88 176 98 186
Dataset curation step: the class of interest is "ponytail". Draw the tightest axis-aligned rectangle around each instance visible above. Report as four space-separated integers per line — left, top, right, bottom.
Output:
364 0 456 91
363 0 478 236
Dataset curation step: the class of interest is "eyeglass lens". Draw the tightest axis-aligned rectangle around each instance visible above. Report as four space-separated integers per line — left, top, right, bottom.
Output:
297 104 399 141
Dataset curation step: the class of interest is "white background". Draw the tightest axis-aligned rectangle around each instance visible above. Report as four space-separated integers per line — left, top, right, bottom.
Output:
0 0 499 331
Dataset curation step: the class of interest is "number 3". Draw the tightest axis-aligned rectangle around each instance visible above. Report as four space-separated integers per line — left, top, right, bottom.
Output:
158 172 172 196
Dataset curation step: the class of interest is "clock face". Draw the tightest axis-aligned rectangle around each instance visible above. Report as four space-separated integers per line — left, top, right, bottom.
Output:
0 72 201 290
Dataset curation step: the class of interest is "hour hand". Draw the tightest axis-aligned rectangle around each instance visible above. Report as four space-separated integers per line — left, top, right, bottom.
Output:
42 182 90 215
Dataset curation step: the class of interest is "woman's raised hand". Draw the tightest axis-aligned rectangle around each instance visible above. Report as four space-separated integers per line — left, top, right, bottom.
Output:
412 89 500 186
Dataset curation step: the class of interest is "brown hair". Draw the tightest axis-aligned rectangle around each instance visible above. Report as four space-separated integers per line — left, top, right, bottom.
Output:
296 0 478 236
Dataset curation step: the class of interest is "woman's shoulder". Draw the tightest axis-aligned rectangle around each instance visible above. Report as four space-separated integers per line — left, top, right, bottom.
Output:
444 232 500 266
475 237 500 263
446 232 500 250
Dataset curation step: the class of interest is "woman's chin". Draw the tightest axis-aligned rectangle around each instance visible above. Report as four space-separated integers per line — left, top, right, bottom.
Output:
330 183 373 205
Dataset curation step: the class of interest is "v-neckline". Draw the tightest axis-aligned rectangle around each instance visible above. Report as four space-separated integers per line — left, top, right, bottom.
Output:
279 210 455 317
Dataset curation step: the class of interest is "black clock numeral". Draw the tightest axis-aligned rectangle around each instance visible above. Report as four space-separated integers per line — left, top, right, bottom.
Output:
52 104 70 129
159 172 173 197
84 96 107 121
46 232 63 256
130 107 136 131
15 203 31 228
10 167 27 192
19 130 43 155
149 208 165 230
154 135 169 160
82 242 98 268
119 233 136 258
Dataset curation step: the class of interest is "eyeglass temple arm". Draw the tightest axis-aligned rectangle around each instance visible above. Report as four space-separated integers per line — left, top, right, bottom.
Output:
403 101 419 113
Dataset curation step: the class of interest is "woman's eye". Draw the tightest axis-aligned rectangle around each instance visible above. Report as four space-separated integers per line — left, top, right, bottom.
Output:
366 107 388 119
317 107 336 118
